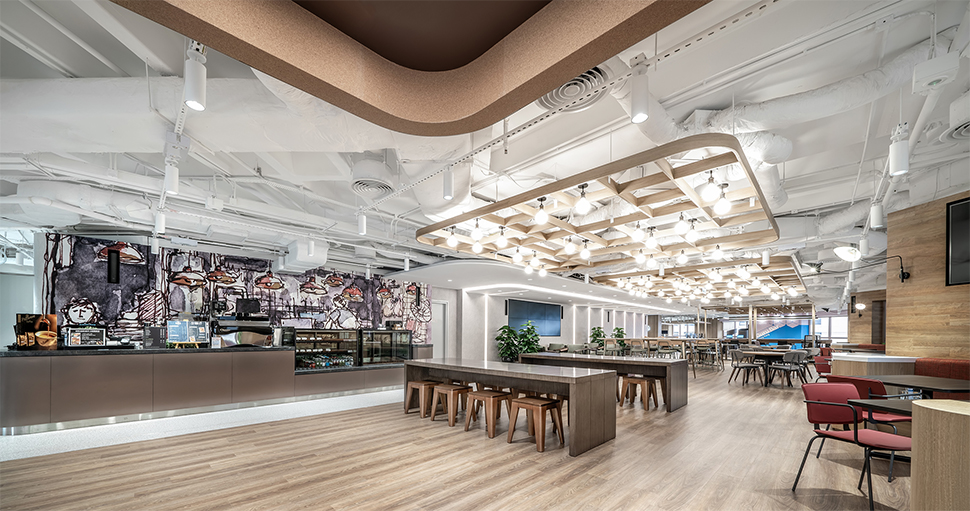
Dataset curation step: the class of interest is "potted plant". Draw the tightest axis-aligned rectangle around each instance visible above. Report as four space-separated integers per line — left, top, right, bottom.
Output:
589 326 605 347
496 325 520 362
518 321 542 354
612 327 626 348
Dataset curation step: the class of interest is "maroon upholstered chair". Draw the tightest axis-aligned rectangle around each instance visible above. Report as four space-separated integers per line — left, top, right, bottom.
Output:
793 383 912 511
819 347 832 357
813 356 831 382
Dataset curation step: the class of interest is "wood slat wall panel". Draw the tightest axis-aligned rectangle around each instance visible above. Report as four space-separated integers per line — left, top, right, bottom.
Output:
886 191 970 359
849 290 885 344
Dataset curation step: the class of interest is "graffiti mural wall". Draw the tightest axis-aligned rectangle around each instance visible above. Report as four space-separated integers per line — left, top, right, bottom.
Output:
41 234 432 343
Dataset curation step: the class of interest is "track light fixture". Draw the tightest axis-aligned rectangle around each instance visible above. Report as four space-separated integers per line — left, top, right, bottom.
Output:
447 227 458 248
164 163 180 196
183 41 207 112
470 219 483 241
442 165 454 201
154 212 166 235
580 240 591 260
534 197 549 225
762 249 770 266
357 213 367 235
496 227 508 249
713 184 731 215
307 239 315 257
574 184 592 215
859 237 869 257
630 59 649 124
150 237 160 255
403 256 410 272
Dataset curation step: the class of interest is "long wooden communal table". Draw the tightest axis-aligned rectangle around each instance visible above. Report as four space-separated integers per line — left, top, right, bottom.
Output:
518 352 688 413
405 358 616 457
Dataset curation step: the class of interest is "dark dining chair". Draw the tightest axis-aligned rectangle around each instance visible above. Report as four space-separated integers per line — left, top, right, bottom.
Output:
768 351 808 386
728 349 761 385
792 383 912 511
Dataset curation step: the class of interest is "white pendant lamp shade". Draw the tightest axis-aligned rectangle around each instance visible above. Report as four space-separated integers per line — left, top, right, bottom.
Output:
154 212 166 234
761 285 771 294
889 139 909 176
574 184 592 215
472 241 483 253
630 64 649 124
727 279 736 289
787 286 799 297
711 245 724 260
834 245 862 262
512 248 523 263
357 213 367 235
870 203 885 229
674 214 689 235
446 230 458 247
736 266 751 280
645 229 658 249
711 269 722 282
442 166 454 200
771 292 780 300
183 53 206 112
646 255 657 269
564 238 576 255
164 164 179 196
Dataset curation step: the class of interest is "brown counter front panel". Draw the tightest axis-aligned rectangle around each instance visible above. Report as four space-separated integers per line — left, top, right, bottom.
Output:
295 370 366 396
50 355 153 423
363 367 404 388
1 357 52 427
231 351 295 402
154 353 232 411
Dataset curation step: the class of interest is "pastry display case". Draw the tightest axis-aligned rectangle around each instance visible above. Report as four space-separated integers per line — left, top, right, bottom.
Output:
360 330 412 365
293 329 358 372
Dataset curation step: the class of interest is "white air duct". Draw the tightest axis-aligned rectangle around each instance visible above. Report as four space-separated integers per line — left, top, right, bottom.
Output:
284 239 329 272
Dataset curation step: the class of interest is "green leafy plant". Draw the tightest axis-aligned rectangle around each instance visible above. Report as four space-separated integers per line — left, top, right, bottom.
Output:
589 326 606 347
496 325 520 362
517 321 542 354
612 327 627 348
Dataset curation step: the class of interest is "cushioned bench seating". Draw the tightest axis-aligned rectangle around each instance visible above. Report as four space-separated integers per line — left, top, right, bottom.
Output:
915 357 970 399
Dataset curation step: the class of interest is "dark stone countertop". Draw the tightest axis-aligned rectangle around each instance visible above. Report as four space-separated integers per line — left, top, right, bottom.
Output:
0 346 295 357
295 363 405 375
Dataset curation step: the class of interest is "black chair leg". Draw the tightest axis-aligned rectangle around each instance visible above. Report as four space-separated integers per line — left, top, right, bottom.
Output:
858 448 869 491
866 449 874 511
792 435 820 491
815 425 830 458
888 451 895 483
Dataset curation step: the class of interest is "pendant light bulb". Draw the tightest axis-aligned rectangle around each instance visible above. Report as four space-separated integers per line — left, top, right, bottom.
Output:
761 285 770 294
634 250 646 264
699 173 721 202
711 245 724 260
530 251 541 267
646 254 658 269
711 268 722 282
676 250 688 265
534 197 549 225
631 222 645 241
787 286 799 297
524 265 533 274
470 219 483 241
771 292 780 300
684 221 699 243
674 214 689 235
447 228 458 248
727 279 736 289
496 227 508 249
538 266 547 277
713 185 731 215
645 228 658 249
574 184 592 215
472 241 483 253
580 241 591 260
564 237 576 255
512 247 523 263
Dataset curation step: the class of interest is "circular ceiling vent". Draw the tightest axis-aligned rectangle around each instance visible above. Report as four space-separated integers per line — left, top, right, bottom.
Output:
351 159 394 199
939 119 970 143
536 66 613 114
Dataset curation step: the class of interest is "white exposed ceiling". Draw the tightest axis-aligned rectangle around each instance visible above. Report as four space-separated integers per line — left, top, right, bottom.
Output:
1 0 968 313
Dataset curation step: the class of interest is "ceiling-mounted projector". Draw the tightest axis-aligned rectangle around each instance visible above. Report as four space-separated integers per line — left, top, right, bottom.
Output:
913 51 959 95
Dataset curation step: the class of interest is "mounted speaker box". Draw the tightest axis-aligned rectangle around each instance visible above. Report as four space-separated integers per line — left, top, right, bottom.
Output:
107 250 120 283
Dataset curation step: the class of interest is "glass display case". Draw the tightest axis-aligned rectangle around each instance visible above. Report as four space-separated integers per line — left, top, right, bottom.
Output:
360 330 412 365
294 329 358 372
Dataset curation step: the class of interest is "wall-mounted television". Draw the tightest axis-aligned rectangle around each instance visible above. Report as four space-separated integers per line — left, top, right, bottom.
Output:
508 299 561 337
946 197 969 286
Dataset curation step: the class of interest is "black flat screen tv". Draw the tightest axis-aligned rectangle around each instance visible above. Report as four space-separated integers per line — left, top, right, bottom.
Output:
946 197 969 286
508 299 561 337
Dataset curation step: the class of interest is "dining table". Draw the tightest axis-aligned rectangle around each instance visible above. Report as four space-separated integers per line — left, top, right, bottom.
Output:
740 350 788 387
849 374 970 399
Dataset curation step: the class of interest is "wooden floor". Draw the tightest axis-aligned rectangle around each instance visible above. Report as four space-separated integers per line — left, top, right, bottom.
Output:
0 368 910 510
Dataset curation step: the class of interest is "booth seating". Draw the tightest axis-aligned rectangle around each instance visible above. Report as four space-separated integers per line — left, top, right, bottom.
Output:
915 358 970 399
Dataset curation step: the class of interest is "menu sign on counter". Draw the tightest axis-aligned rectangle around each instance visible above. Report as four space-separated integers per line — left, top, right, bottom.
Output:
65 327 107 347
166 320 209 345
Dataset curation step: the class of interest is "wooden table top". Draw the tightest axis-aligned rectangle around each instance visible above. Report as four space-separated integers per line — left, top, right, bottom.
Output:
406 358 614 383
852 375 970 393
521 352 687 367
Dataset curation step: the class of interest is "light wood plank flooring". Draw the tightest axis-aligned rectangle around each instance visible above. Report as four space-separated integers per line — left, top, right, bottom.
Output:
0 368 910 510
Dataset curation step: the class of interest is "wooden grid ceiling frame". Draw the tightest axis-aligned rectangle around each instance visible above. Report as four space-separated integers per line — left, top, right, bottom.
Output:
703 303 816 316
416 133 783 282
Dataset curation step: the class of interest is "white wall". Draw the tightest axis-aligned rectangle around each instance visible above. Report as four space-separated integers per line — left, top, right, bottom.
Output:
575 305 589 344
0 273 36 347
431 287 461 358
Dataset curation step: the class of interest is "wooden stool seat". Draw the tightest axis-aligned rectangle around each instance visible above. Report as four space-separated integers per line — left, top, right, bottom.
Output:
507 397 564 452
465 390 512 438
430 384 471 427
405 380 439 417
620 376 659 410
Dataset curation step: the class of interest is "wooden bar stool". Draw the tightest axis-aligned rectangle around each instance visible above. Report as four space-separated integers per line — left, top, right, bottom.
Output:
405 380 439 418
430 383 471 426
465 390 511 438
507 396 564 452
620 375 659 410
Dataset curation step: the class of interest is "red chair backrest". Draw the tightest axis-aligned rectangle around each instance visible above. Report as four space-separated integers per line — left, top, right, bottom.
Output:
820 347 832 357
826 375 889 399
814 356 831 373
801 383 859 425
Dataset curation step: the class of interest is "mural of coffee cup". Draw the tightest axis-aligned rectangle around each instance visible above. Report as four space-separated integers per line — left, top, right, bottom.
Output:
35 331 57 350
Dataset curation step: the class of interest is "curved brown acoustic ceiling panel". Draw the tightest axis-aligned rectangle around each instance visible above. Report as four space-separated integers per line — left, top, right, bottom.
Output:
111 0 710 136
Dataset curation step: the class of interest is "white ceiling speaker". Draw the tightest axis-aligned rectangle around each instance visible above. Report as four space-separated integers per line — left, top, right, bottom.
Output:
351 157 395 199
940 90 970 143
